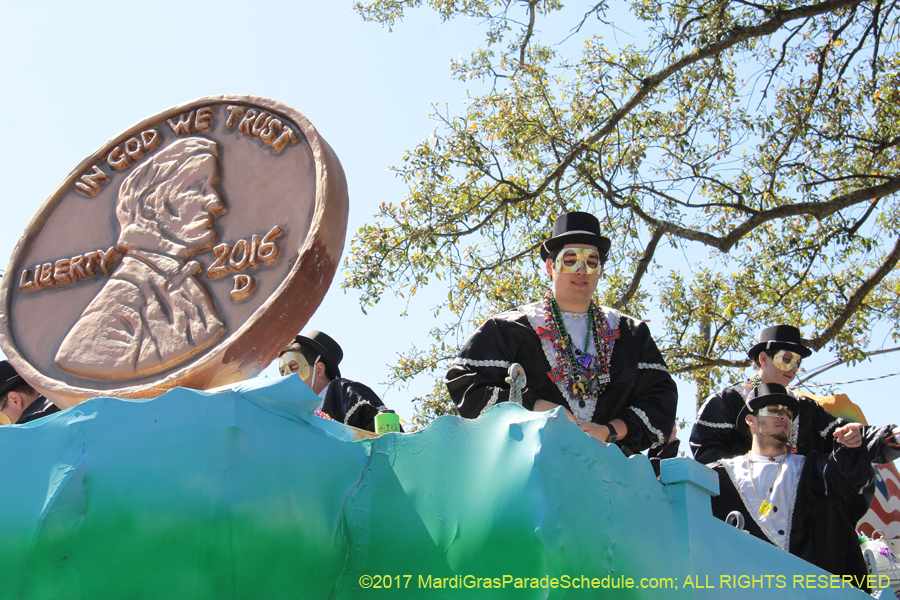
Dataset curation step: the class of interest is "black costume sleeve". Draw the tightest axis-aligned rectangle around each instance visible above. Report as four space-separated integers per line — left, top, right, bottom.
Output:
796 398 900 465
648 438 681 477
811 444 876 520
446 317 516 419
445 311 555 418
864 425 900 465
609 318 678 455
799 399 844 454
798 447 875 591
689 387 748 464
323 379 388 433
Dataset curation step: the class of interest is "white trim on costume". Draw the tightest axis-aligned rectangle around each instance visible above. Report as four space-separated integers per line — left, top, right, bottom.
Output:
718 455 804 552
344 400 373 425
696 419 733 429
629 406 666 448
819 419 840 439
479 387 502 417
451 357 511 369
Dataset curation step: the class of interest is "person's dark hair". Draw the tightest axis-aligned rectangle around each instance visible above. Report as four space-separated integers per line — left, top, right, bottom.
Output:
279 342 337 381
751 348 787 370
547 246 608 267
1 382 36 408
751 351 765 370
279 341 304 357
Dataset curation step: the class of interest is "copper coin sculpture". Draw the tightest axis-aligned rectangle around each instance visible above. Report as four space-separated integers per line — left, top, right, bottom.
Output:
0 96 348 408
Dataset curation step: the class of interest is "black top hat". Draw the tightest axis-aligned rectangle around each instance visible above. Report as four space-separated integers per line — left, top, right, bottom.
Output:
540 211 612 261
295 330 342 379
736 383 800 434
0 360 24 399
747 325 812 360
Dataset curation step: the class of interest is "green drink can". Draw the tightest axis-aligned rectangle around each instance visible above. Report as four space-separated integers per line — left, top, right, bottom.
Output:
375 409 401 435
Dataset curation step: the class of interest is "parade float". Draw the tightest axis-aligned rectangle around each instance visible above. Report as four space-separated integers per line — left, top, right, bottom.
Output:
0 97 885 599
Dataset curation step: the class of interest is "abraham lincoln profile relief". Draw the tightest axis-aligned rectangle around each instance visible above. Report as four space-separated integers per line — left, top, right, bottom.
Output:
55 137 227 379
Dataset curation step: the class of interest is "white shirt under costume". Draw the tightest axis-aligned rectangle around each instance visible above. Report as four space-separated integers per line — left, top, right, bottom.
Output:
720 453 804 550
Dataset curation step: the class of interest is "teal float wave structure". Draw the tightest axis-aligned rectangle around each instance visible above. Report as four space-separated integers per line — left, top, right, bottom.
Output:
0 376 871 599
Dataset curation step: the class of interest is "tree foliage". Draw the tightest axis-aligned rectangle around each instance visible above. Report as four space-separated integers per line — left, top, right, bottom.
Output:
347 0 900 420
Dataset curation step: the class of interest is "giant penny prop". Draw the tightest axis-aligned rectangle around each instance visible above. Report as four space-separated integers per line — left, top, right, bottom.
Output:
0 96 348 408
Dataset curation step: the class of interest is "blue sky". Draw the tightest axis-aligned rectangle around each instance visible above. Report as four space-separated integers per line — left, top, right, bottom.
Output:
1 1 896 446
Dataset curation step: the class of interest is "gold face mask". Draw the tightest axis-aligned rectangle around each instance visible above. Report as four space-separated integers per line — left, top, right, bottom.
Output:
757 404 793 420
772 349 801 372
553 248 601 274
279 351 315 380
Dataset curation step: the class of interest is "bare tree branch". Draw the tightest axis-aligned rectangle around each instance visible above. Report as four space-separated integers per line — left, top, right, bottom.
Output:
808 233 900 350
612 228 663 309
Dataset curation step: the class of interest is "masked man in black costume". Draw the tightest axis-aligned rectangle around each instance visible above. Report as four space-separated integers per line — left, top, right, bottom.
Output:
445 211 677 455
710 383 877 591
690 325 900 466
278 330 392 433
